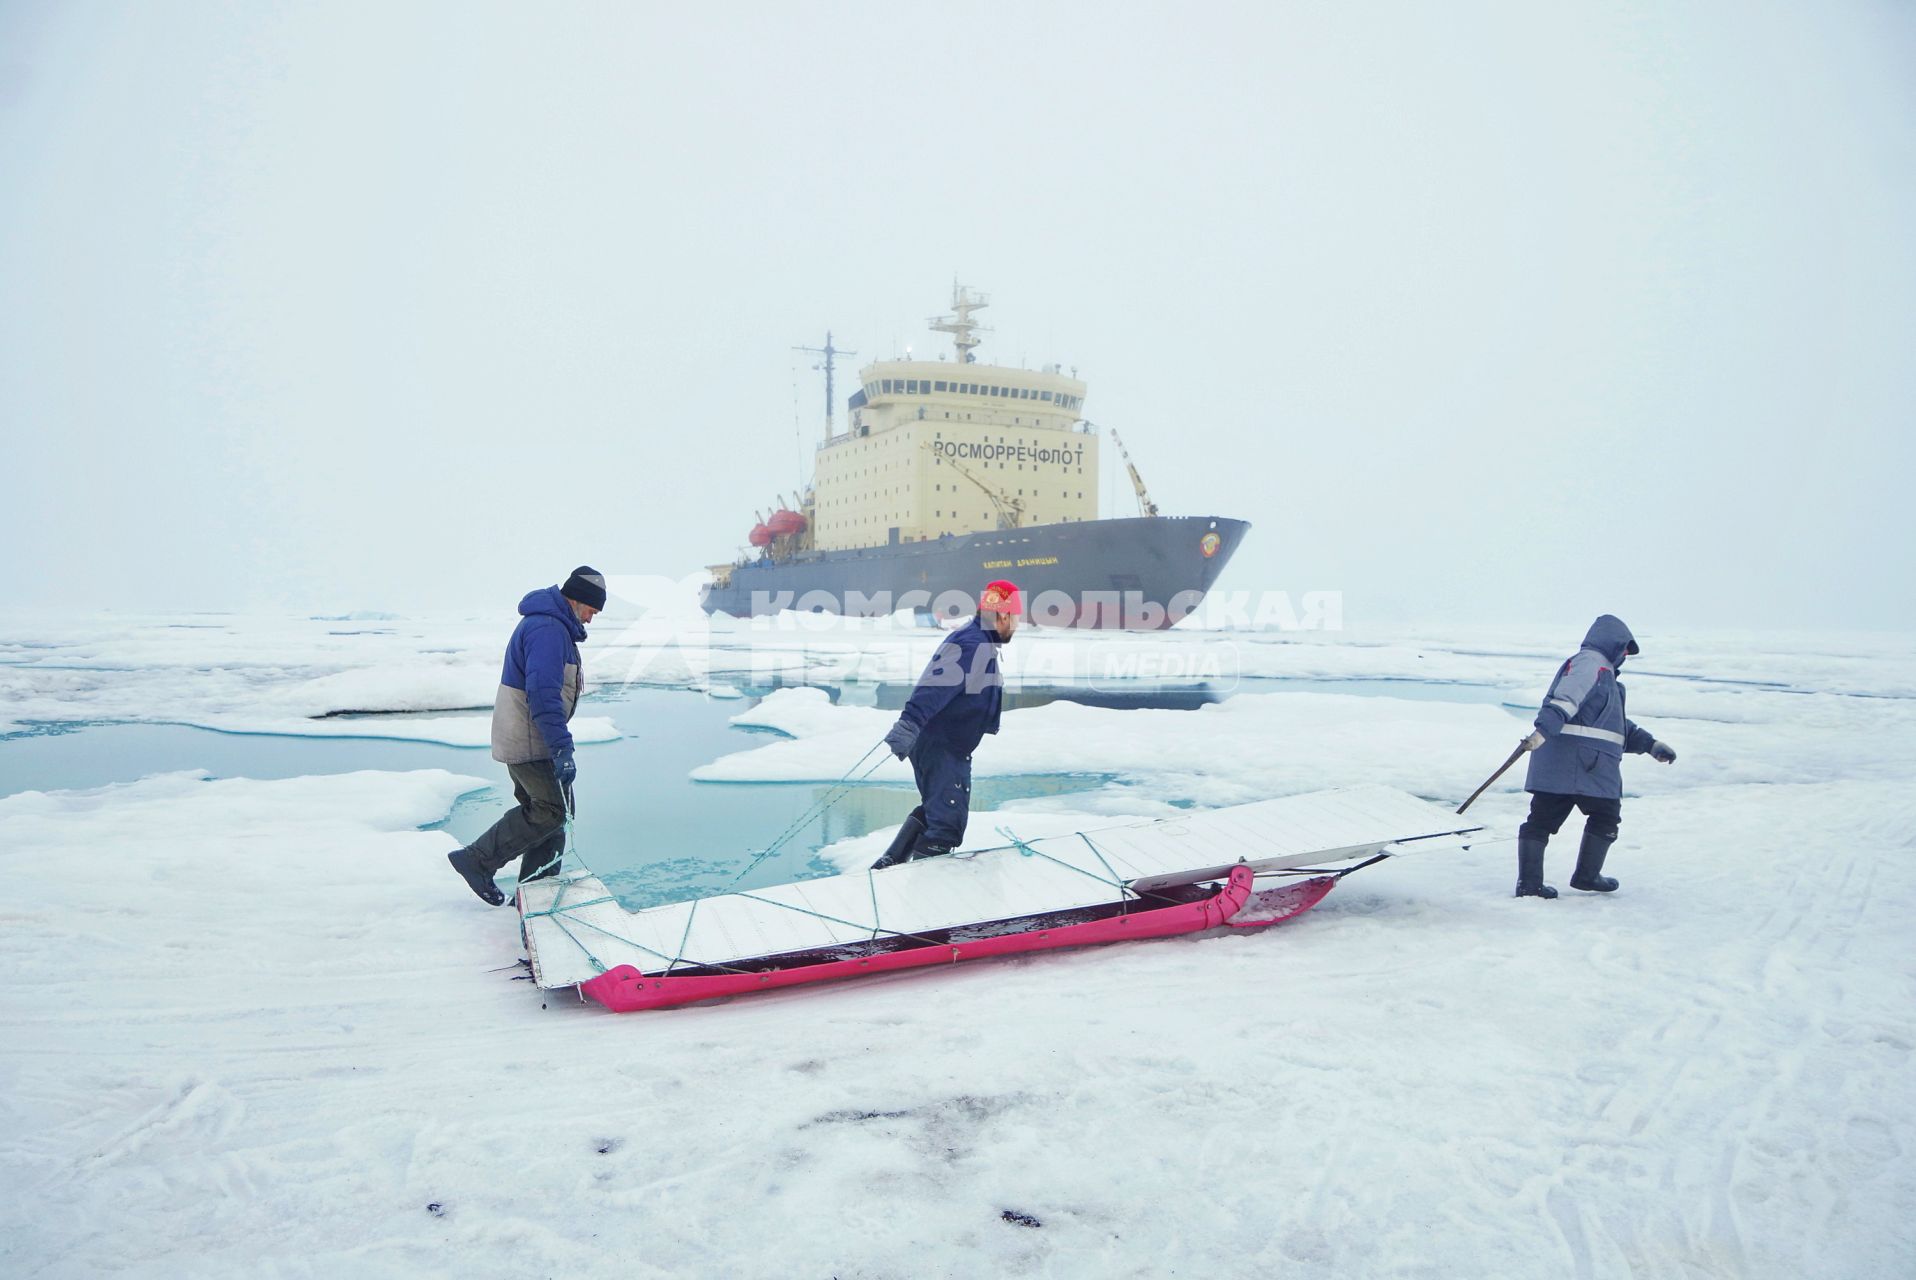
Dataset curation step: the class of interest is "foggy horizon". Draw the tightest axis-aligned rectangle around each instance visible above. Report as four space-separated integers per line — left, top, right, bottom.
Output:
4 2 1913 633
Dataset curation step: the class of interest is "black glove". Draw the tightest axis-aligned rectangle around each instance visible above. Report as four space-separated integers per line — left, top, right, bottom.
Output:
1650 741 1676 764
552 745 578 786
884 718 919 760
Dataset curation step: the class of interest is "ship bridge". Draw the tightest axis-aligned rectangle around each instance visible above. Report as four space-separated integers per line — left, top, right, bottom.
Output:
811 287 1100 553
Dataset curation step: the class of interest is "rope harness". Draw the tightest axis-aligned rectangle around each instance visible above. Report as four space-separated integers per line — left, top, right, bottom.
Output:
723 741 890 887
522 738 934 978
994 826 1162 909
514 741 1420 984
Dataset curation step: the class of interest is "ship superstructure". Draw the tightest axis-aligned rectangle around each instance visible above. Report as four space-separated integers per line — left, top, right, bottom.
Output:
703 287 1249 629
814 288 1096 549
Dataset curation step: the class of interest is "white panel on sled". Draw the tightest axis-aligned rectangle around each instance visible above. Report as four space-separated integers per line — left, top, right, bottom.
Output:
520 784 1482 989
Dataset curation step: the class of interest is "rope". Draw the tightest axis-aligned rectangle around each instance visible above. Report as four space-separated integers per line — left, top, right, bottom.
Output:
997 825 1137 898
513 777 616 975
666 899 701 974
522 755 919 976
517 815 757 977
525 749 1259 980
996 826 1266 908
518 748 1455 983
723 739 890 887
539 903 761 977
1250 852 1394 881
546 912 610 975
1075 832 1130 891
535 873 941 976
521 895 615 919
730 887 953 950
512 778 576 887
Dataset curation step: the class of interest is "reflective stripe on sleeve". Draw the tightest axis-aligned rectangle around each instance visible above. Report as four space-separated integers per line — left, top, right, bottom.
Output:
1548 696 1580 717
1559 724 1626 747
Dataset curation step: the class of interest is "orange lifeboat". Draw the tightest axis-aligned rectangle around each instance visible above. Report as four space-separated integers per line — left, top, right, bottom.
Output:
767 509 807 538
748 523 773 547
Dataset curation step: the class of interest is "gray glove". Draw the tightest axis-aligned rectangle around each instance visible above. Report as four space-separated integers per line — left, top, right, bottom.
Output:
1651 741 1677 764
884 718 920 760
1522 730 1545 752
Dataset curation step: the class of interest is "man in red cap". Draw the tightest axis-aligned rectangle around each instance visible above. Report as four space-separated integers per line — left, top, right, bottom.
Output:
871 580 1021 868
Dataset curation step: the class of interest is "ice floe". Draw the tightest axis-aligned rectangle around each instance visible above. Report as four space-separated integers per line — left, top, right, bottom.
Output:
3 735 1912 1275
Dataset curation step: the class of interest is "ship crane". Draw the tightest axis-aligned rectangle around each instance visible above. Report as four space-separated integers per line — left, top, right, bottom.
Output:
921 443 1025 531
1100 425 1160 518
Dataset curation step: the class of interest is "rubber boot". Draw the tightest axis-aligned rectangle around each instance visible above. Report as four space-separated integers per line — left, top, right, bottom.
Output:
447 848 506 906
870 812 926 870
1514 836 1558 899
909 836 955 862
1569 832 1619 892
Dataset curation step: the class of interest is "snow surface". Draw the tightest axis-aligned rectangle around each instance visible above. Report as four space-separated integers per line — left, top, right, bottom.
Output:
8 605 1911 740
0 612 618 745
2 611 1914 1276
706 685 1524 801
712 670 1916 881
588 594 1916 707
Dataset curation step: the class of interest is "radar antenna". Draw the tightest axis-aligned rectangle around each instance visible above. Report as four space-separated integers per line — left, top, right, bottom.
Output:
929 283 992 364
793 331 858 443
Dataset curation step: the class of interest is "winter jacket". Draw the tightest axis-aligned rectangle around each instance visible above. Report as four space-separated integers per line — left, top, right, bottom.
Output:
1525 614 1656 798
490 586 587 764
898 617 1006 757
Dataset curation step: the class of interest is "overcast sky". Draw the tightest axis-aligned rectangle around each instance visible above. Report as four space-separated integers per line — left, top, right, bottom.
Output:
3 1 1912 633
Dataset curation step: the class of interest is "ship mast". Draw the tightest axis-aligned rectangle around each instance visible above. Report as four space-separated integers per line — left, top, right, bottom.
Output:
929 284 991 364
793 331 858 443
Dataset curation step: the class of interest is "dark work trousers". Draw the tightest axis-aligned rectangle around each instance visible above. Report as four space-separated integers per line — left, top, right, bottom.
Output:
910 742 973 847
1519 791 1622 844
466 760 569 882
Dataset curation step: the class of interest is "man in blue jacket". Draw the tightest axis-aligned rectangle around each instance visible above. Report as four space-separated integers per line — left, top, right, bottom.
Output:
870 579 1020 869
1515 614 1677 899
447 567 607 906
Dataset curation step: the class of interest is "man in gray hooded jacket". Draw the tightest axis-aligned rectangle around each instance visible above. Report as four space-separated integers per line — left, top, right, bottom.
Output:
446 567 606 906
1515 614 1677 898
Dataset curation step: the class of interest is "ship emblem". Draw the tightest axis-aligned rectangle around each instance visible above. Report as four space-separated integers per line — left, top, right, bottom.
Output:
1200 532 1221 558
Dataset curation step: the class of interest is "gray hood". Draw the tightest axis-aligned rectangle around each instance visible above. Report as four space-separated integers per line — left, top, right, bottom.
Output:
1581 614 1640 664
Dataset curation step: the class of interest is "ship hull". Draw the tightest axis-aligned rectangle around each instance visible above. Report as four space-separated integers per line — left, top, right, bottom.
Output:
700 515 1251 630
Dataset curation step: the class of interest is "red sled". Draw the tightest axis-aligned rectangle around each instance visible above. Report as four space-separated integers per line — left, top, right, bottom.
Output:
516 785 1482 1014
576 867 1340 1013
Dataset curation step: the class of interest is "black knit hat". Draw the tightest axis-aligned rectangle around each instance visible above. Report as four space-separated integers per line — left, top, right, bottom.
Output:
561 566 607 610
